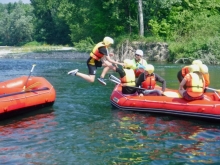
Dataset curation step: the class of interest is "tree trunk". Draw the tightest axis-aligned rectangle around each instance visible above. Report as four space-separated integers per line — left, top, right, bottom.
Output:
138 0 144 37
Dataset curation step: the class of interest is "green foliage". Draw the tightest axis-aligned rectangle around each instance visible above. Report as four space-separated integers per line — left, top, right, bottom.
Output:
24 41 42 46
1 0 220 64
73 37 94 53
0 2 34 46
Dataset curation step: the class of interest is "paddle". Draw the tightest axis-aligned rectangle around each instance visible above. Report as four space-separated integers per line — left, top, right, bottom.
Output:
23 64 36 91
25 82 41 91
0 87 49 98
108 74 182 98
206 87 220 93
206 87 220 99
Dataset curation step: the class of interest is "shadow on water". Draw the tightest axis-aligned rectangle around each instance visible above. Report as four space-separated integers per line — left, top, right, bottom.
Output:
0 107 55 126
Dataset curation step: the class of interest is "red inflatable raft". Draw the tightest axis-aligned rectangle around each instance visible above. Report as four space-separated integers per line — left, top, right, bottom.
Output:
110 84 220 120
0 76 56 119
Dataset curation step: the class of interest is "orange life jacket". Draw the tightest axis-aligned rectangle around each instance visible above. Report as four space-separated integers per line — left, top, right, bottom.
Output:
202 73 210 87
120 69 136 86
181 66 190 77
90 42 106 60
186 72 204 97
141 73 156 89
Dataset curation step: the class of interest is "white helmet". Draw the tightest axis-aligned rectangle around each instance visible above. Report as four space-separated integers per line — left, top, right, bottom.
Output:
123 59 134 68
199 64 208 73
192 59 202 65
103 37 114 46
145 64 154 74
135 49 143 56
189 65 200 72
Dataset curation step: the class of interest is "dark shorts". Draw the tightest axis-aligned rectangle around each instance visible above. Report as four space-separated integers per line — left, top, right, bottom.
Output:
87 57 102 75
183 91 204 101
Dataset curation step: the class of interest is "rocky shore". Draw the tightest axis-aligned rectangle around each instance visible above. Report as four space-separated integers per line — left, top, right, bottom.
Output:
0 46 88 59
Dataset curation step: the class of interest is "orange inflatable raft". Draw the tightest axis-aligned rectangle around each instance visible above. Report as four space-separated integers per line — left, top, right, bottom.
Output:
110 84 220 120
0 76 56 119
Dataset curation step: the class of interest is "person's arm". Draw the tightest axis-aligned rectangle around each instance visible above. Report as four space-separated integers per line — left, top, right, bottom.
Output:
155 73 166 92
179 78 186 90
105 55 124 66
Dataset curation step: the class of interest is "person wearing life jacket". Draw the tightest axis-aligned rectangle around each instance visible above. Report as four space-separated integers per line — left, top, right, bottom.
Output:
113 59 137 94
177 59 203 83
179 64 205 101
132 49 148 78
199 64 210 87
68 36 124 86
136 64 166 96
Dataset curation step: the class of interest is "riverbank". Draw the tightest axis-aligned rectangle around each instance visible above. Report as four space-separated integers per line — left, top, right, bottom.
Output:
0 46 88 59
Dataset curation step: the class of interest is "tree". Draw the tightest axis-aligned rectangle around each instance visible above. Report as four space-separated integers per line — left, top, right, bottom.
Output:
0 1 34 45
137 0 144 36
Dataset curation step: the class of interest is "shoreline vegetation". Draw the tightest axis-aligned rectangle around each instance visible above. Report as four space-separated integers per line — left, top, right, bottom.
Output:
0 46 88 59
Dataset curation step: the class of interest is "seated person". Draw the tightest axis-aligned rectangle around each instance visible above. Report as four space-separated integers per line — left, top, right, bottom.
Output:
132 49 148 78
113 59 136 95
177 59 203 83
199 64 210 88
178 65 205 101
136 64 166 96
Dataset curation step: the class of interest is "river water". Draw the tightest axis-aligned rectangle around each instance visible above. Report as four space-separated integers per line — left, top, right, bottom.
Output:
0 58 220 164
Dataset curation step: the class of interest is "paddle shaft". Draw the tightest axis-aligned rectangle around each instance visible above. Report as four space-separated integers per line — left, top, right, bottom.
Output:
23 64 36 90
109 74 181 97
0 87 49 98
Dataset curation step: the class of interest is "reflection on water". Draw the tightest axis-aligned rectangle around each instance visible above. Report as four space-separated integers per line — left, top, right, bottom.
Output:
0 58 220 164
0 108 57 164
110 111 220 164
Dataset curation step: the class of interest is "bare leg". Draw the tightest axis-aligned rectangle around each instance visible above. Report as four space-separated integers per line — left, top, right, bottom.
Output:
100 61 116 78
100 66 110 78
76 72 95 83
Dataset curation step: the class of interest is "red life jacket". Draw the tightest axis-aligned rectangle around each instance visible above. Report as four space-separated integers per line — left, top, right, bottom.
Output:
134 68 145 78
141 73 156 89
90 42 106 60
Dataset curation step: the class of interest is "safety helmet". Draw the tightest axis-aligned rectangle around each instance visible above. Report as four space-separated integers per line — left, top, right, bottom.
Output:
135 49 143 56
123 59 134 69
189 65 200 72
192 59 202 65
103 37 114 46
199 64 208 73
145 64 154 74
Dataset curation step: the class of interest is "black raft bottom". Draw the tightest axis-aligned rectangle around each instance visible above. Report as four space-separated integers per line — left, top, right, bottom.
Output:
0 102 55 120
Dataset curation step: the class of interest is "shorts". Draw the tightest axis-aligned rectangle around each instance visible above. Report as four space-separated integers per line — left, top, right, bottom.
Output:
183 91 204 101
87 57 102 75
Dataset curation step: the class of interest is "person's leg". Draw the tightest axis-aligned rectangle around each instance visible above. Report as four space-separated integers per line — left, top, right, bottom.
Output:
75 72 95 83
100 66 110 78
97 61 116 85
68 60 96 83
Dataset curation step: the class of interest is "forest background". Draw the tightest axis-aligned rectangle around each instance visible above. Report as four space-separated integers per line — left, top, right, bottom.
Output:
0 0 220 64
